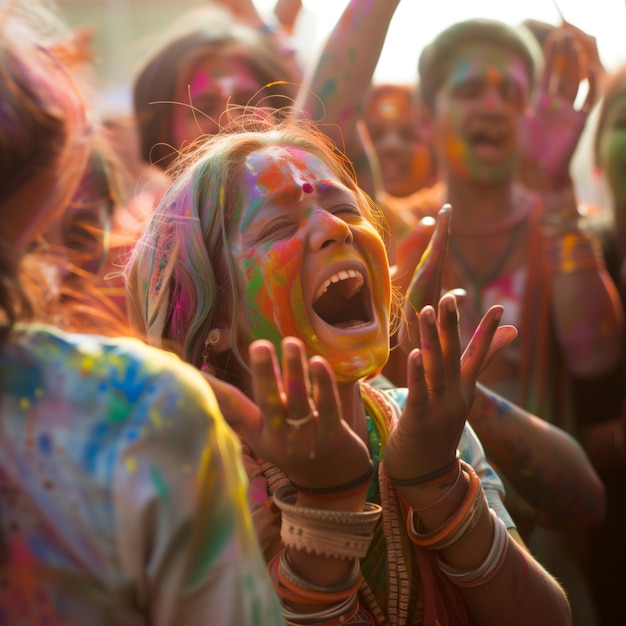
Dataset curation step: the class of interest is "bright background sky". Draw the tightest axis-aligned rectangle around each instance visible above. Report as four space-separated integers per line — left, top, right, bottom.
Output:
254 0 626 84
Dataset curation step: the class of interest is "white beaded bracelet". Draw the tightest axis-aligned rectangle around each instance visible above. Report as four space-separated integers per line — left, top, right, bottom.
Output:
280 517 374 559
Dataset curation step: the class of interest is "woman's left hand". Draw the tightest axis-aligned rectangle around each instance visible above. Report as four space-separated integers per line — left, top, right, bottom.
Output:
384 293 516 484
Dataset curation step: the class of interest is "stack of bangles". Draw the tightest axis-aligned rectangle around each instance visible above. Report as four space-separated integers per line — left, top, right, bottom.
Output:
392 456 510 588
270 462 382 625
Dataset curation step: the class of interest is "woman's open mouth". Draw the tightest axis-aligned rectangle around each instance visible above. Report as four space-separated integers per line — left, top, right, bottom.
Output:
312 268 372 329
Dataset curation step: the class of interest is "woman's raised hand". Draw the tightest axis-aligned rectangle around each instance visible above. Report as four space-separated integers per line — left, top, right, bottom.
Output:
206 336 371 490
399 204 452 351
384 294 516 486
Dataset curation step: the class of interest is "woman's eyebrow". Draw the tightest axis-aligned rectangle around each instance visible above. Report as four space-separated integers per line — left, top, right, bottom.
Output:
262 183 302 206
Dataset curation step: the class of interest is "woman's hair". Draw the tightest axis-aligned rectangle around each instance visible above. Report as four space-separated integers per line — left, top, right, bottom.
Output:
125 115 391 377
0 2 130 343
418 18 541 111
0 2 77 345
593 63 626 170
60 130 123 271
133 6 301 170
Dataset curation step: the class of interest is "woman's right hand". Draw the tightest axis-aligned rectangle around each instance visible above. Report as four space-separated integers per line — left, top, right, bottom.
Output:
205 337 371 491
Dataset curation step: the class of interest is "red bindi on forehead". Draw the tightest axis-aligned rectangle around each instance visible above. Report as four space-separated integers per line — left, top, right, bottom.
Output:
302 182 313 193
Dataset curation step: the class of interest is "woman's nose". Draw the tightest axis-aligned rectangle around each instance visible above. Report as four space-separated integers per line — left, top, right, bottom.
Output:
307 209 353 250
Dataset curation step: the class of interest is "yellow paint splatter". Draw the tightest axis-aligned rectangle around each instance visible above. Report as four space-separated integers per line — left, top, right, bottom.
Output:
149 409 163 429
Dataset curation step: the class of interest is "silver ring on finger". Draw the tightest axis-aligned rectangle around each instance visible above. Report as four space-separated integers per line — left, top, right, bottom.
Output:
427 383 449 394
285 410 317 428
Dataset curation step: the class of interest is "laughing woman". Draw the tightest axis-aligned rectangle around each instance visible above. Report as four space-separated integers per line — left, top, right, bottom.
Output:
125 117 571 625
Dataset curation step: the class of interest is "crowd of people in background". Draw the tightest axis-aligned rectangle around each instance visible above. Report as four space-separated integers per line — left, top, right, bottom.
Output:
1 0 625 624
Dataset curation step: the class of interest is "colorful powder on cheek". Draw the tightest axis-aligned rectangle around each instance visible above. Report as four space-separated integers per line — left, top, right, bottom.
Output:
242 238 304 341
262 242 301 320
241 261 280 339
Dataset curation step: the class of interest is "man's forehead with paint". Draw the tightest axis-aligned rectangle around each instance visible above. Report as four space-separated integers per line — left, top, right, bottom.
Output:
445 43 531 103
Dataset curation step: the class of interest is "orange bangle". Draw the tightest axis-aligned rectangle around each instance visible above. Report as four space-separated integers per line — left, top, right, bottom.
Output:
269 551 363 606
277 558 362 604
268 552 310 605
407 460 481 547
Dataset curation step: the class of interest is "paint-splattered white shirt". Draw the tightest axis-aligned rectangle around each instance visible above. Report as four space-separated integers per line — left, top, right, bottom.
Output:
0 324 283 626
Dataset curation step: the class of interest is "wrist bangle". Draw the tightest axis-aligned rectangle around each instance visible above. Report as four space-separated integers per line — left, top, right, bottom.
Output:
289 461 374 496
412 464 462 512
388 449 460 487
436 509 510 587
406 460 482 548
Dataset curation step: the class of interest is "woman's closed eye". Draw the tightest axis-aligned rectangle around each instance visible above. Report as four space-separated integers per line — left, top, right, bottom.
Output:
331 205 363 221
257 217 298 241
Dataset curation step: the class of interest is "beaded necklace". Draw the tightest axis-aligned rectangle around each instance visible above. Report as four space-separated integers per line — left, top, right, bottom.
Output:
449 194 535 314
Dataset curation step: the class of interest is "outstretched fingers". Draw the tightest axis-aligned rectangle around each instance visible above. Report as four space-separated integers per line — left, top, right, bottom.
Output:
436 292 462 383
417 304 448 395
416 293 463 395
460 305 507 387
282 337 317 427
308 355 343 432
249 339 287 432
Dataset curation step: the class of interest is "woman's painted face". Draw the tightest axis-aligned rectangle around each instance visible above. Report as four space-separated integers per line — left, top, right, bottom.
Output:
598 89 626 207
172 54 263 147
431 43 530 184
229 145 391 382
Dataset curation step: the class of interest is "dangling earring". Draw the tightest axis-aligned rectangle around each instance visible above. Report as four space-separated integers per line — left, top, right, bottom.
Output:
201 329 224 371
